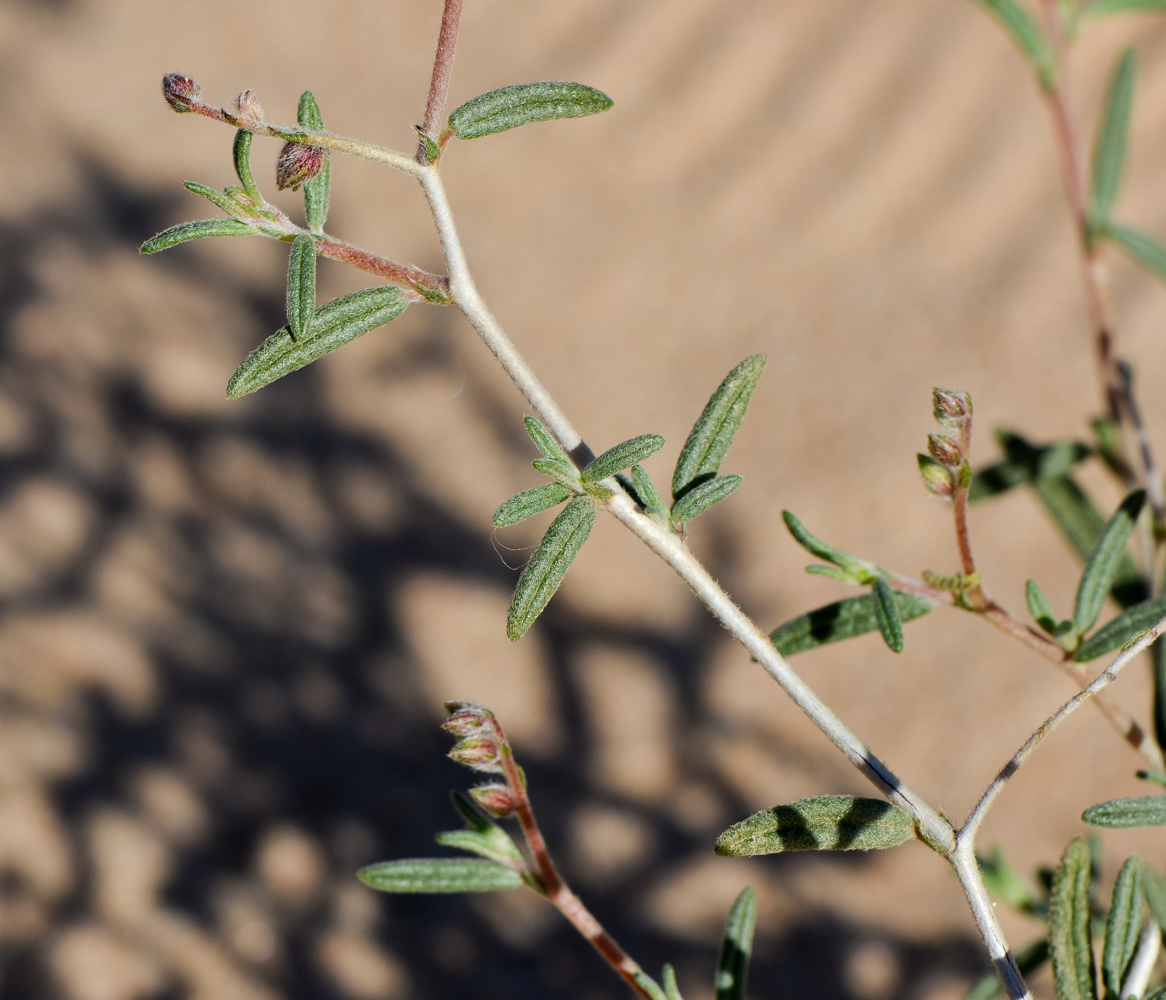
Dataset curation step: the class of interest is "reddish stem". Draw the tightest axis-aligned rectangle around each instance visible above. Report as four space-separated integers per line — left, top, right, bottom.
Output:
314 237 449 298
419 0 464 159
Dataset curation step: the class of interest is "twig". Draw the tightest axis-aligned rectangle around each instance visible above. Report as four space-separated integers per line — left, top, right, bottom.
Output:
419 0 464 152
1120 916 1160 1000
1116 360 1166 522
313 237 449 298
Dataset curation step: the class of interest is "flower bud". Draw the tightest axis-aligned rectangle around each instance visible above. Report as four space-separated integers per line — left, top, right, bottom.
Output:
448 736 502 772
470 783 517 818
932 388 972 426
443 709 488 738
927 434 962 468
918 454 954 498
234 90 264 123
276 142 327 191
162 73 202 113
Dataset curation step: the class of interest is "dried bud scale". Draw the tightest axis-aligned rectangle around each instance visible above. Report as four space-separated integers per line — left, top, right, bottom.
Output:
162 73 201 113
276 142 327 191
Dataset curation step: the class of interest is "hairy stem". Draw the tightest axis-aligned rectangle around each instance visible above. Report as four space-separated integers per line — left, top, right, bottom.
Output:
1120 917 1160 1000
419 0 464 149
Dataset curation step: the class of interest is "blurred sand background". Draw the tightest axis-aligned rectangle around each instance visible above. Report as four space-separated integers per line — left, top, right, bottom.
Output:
5 0 1166 998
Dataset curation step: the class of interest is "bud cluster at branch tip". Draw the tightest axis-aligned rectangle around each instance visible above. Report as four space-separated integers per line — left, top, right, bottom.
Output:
932 388 972 427
928 433 963 469
443 702 507 774
276 142 327 191
470 783 517 818
162 73 201 113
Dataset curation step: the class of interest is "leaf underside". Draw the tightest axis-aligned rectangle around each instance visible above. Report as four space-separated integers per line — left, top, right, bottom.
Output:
714 796 915 855
1049 836 1097 1000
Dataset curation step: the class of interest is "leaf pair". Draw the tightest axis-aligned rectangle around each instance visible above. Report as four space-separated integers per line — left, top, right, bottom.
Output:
714 795 916 856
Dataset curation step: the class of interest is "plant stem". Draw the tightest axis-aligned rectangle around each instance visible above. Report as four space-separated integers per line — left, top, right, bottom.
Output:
313 236 449 298
419 0 464 152
1120 916 1160 1000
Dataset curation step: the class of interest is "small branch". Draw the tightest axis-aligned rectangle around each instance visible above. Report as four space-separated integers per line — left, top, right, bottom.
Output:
314 237 450 298
419 0 464 156
959 616 1166 847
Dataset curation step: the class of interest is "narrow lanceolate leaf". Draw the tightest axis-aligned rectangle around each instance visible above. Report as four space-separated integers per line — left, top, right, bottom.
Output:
183 180 249 219
1105 223 1166 284
662 965 683 1000
1091 50 1137 228
494 483 573 526
671 475 742 524
298 90 330 233
507 497 596 640
635 974 669 1000
358 858 523 893
448 81 614 140
872 577 905 653
286 234 316 341
233 130 261 201
969 433 1091 502
1083 796 1166 828
1102 856 1144 997
1027 580 1058 634
781 510 875 582
1084 0 1166 18
140 219 256 253
1074 594 1166 661
672 355 766 500
582 434 665 483
971 0 1056 89
964 939 1049 1000
1050 836 1098 1000
1143 867 1166 933
524 416 574 468
714 796 915 856
715 887 757 1000
771 591 932 656
434 828 525 868
228 286 408 397
1073 490 1145 633
618 464 670 521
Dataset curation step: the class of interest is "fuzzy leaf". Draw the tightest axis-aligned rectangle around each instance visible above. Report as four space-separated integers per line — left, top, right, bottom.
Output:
448 81 613 140
618 464 670 520
662 966 683 1000
233 130 261 201
1026 579 1058 634
1102 856 1143 997
358 858 523 893
286 234 316 341
524 416 574 467
635 975 669 1000
1091 50 1137 227
1074 491 1145 633
1143 867 1166 933
494 483 573 527
1085 0 1166 17
715 796 915 856
964 939 1049 1000
671 474 742 524
298 91 330 233
715 887 756 1000
1050 836 1098 1000
183 180 250 219
771 591 932 656
872 577 905 653
434 829 524 868
140 219 257 253
971 0 1056 89
1074 594 1166 661
672 355 766 500
582 434 665 483
507 497 596 640
781 510 876 582
228 286 408 397
1105 223 1166 284
1083 796 1166 828
969 434 1091 502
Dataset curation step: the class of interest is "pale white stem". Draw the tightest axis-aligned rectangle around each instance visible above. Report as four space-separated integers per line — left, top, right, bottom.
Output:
1121 917 1160 1000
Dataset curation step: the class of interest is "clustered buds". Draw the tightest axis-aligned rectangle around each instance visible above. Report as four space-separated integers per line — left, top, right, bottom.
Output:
932 387 972 427
470 783 517 818
918 388 974 499
443 702 507 774
234 90 265 124
918 454 955 498
276 142 327 191
927 433 962 469
162 73 202 113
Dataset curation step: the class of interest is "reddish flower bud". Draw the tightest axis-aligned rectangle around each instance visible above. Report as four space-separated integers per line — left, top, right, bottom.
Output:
448 736 502 772
443 710 488 738
933 388 972 426
470 783 517 818
918 454 954 498
927 434 962 469
162 73 202 113
276 142 327 191
234 90 264 123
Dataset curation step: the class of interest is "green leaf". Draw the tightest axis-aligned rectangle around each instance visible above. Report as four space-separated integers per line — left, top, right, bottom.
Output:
781 510 877 582
969 434 1091 502
672 355 766 500
671 474 742 524
532 459 580 490
1074 490 1145 633
228 286 408 397
1050 836 1098 1000
233 130 261 201
1084 0 1166 17
771 591 932 656
358 858 523 893
507 497 596 640
715 887 756 1000
617 464 670 521
971 0 1057 90
448 81 614 140
415 125 442 165
1105 222 1166 284
1091 49 1137 228
494 483 573 527
978 846 1044 916
1074 594 1166 661
1102 856 1143 997
805 564 858 583
662 965 683 1000
635 974 669 1000
524 416 574 468
434 828 525 868
582 434 665 483
1142 867 1166 933
872 577 905 653
286 234 316 341
183 180 252 221
1083 795 1166 828
714 796 916 856
964 939 1049 1000
140 219 257 253
1027 579 1059 634
298 91 330 233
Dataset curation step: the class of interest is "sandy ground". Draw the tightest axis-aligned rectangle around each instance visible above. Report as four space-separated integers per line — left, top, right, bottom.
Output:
5 1 1166 998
